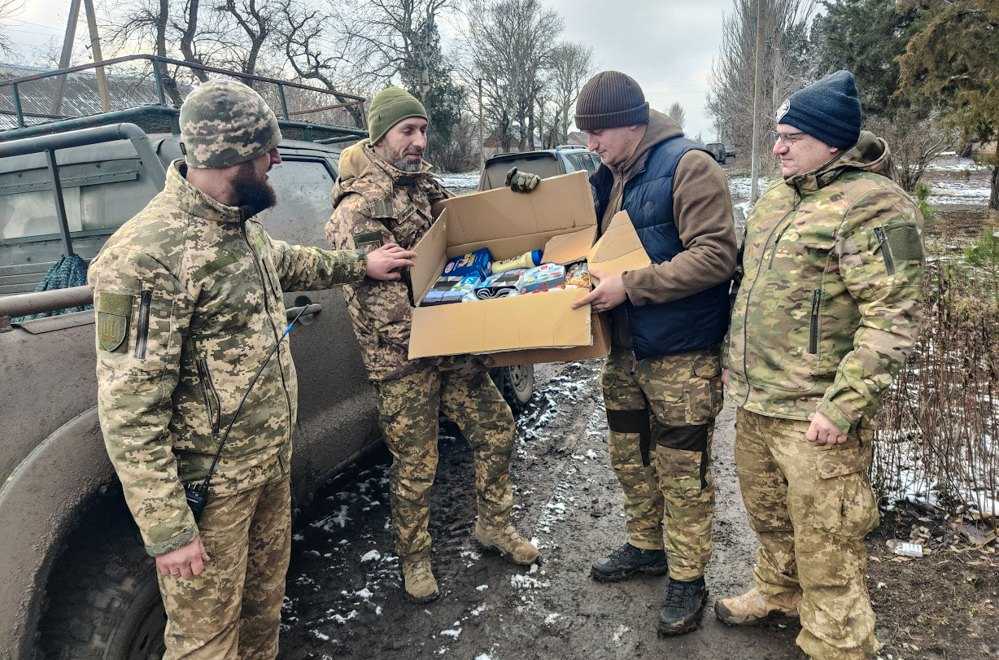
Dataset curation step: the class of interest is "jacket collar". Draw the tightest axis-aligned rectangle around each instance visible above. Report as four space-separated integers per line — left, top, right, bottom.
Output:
167 160 253 225
784 131 893 195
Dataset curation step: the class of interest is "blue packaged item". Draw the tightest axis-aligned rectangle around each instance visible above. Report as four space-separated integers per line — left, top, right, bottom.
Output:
442 247 493 280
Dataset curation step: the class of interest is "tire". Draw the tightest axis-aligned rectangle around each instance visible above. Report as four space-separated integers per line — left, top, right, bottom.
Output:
38 498 166 660
491 364 535 415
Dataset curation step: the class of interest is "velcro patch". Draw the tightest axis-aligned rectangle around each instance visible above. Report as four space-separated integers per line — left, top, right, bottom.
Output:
353 231 384 254
884 224 923 261
96 292 132 352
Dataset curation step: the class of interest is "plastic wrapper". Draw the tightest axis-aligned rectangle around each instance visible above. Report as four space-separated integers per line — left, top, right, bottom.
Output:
474 270 526 299
516 263 566 293
564 261 591 289
442 248 493 280
421 275 481 306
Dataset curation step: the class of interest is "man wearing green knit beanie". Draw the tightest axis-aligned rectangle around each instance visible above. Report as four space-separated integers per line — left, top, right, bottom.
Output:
325 87 542 605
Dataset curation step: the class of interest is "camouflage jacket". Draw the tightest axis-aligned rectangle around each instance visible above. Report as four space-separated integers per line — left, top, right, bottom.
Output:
326 141 449 381
726 132 924 433
89 161 367 556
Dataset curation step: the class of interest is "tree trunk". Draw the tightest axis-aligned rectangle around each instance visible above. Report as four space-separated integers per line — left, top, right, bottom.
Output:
990 160 998 211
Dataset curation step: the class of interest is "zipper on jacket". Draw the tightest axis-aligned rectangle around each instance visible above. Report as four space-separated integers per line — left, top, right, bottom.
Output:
808 288 821 355
195 356 222 437
134 290 152 359
740 198 800 405
242 223 295 444
873 227 895 274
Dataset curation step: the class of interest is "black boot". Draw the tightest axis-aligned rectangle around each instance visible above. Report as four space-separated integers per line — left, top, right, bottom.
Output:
590 543 667 582
658 576 708 636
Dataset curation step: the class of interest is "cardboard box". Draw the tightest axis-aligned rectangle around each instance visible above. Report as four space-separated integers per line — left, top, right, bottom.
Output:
407 171 650 364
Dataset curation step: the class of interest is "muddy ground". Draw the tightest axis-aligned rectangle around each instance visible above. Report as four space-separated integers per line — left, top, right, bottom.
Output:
278 359 998 660
277 158 997 659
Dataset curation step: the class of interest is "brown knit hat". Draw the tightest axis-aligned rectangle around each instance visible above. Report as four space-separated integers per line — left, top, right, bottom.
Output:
575 71 649 130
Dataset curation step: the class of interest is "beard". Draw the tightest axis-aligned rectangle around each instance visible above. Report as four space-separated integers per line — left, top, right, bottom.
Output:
393 156 423 173
232 163 277 216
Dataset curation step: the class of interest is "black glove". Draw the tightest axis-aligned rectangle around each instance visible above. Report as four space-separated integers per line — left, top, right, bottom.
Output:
505 167 541 193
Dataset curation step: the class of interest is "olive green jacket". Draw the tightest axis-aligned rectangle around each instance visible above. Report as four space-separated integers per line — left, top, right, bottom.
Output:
726 132 924 432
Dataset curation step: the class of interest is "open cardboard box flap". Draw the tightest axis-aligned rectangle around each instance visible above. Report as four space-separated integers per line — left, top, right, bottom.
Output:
407 172 651 361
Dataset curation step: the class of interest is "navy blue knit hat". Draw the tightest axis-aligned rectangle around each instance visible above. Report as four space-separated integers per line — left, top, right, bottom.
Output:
775 70 862 149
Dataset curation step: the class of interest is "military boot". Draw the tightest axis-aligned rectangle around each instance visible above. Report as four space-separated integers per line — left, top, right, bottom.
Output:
473 521 540 565
657 576 708 636
590 543 668 582
714 588 800 625
401 555 439 604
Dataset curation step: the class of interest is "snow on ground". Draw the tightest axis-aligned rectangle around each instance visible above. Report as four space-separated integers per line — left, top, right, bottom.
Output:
437 171 480 191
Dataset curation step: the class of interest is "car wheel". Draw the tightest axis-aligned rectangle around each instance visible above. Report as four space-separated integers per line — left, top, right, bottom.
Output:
491 364 535 414
38 501 166 659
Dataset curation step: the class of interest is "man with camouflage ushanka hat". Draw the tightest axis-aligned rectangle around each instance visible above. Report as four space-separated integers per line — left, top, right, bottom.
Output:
326 86 540 604
717 70 924 659
89 79 414 658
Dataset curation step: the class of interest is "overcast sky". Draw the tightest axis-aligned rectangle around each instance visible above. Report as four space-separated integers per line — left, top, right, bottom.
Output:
3 0 733 140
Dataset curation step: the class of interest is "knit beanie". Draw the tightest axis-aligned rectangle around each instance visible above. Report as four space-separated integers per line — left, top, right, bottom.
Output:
776 70 863 149
367 87 428 144
574 71 649 131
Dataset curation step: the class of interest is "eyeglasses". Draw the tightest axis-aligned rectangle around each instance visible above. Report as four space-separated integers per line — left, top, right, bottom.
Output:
767 130 806 146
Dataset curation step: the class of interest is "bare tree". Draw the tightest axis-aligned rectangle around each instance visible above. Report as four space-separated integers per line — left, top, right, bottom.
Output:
214 0 284 78
0 0 24 56
546 41 591 145
667 101 686 130
706 0 815 166
462 0 562 151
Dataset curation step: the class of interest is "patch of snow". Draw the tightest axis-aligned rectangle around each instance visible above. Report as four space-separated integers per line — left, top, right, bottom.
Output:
440 625 462 639
312 630 331 641
612 625 631 643
355 588 373 599
331 610 358 625
471 604 487 616
476 584 489 592
360 549 381 563
543 613 561 625
437 171 480 190
585 449 598 460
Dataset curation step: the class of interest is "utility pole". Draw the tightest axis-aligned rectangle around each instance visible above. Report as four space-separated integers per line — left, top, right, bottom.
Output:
749 0 763 204
478 78 485 170
83 0 111 113
51 0 83 115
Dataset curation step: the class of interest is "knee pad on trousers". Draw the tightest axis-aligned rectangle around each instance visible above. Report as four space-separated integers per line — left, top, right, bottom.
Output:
606 408 652 466
655 423 710 489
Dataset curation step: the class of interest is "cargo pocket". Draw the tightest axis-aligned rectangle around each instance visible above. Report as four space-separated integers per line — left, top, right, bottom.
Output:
96 292 133 353
686 353 723 423
814 446 879 540
873 223 923 275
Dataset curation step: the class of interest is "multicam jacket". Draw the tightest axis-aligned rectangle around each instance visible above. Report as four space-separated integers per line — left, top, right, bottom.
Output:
726 132 924 433
326 141 450 381
89 161 367 556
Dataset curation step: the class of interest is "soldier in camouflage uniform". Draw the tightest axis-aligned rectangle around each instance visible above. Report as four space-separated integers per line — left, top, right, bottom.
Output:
326 87 540 604
570 72 737 636
717 71 924 660
89 80 413 659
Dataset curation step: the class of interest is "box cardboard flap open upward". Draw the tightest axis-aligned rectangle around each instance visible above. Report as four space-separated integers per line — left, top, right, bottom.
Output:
588 211 652 277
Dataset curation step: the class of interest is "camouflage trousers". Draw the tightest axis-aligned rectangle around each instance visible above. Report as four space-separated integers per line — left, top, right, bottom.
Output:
601 347 722 581
375 363 516 560
157 477 291 660
735 408 880 660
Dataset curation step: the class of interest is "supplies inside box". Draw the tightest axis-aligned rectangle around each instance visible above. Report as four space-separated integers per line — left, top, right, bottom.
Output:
418 246 591 308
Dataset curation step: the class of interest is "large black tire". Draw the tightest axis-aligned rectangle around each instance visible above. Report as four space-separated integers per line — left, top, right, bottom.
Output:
38 497 166 659
491 364 535 415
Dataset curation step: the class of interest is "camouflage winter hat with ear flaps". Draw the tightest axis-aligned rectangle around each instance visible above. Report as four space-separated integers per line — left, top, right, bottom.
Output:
180 80 282 169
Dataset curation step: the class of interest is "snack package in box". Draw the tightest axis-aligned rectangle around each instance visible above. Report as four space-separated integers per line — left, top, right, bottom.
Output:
564 261 591 289
516 263 566 293
420 275 481 306
442 247 492 280
474 269 526 299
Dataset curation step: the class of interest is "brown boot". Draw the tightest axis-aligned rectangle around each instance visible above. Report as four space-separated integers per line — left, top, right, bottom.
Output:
401 556 439 604
715 588 800 625
473 521 540 565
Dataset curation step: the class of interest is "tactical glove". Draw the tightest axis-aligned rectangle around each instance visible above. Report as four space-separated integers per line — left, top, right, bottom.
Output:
505 167 541 193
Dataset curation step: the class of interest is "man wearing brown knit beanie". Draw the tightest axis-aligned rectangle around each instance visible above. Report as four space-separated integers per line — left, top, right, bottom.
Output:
572 71 737 636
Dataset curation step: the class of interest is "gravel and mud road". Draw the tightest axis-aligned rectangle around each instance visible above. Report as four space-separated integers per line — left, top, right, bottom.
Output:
278 361 801 659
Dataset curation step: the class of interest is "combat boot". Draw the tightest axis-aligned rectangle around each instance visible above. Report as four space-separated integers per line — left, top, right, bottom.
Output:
401 555 439 604
590 543 668 582
657 576 708 636
473 521 540 565
714 588 800 625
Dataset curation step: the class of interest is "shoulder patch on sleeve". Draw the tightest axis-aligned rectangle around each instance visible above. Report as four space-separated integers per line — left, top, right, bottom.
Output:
96 292 132 352
884 224 923 261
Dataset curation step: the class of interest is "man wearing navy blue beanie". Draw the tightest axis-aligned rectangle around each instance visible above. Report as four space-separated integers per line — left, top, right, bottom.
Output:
717 69 925 660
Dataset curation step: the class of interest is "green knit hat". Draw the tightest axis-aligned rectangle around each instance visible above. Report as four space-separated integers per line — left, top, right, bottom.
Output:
367 87 428 144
